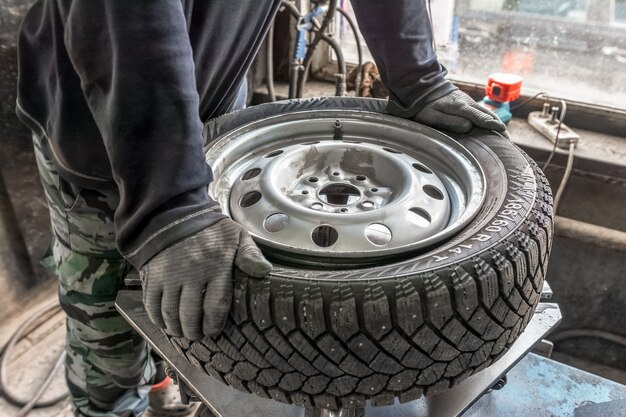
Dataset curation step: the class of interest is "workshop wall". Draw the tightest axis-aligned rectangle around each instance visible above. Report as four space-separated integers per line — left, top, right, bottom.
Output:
0 0 53 319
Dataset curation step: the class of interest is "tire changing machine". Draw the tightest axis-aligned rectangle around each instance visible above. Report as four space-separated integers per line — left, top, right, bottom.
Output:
116 282 626 417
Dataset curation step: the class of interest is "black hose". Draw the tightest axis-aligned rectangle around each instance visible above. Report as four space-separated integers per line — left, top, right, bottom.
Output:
323 34 346 96
550 329 626 348
0 299 68 413
281 0 301 20
298 32 346 96
296 0 339 98
265 23 277 102
282 1 345 98
335 7 363 96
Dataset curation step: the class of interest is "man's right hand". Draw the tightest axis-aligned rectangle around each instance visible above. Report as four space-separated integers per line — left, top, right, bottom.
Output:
139 218 272 340
413 89 507 134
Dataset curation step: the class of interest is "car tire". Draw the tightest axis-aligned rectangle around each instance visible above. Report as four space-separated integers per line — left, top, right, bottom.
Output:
167 97 554 410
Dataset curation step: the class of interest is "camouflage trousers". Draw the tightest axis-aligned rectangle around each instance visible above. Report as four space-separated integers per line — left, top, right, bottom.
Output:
33 136 156 417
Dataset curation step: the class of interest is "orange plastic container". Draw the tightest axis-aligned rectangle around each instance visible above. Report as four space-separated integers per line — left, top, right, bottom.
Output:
485 73 523 103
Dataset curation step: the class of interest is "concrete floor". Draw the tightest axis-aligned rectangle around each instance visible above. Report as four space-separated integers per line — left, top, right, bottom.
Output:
0 283 208 417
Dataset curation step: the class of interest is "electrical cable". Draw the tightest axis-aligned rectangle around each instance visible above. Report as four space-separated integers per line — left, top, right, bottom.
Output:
550 329 626 348
510 91 548 111
0 299 68 413
542 123 561 172
335 6 363 96
552 141 575 214
265 22 277 102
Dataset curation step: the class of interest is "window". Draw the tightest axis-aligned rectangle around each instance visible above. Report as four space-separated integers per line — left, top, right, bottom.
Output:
615 0 626 24
333 0 626 110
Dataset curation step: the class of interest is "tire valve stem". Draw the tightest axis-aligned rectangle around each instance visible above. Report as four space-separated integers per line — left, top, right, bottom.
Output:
333 119 343 140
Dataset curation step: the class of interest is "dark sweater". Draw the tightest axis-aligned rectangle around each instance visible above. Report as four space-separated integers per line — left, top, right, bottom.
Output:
16 0 453 268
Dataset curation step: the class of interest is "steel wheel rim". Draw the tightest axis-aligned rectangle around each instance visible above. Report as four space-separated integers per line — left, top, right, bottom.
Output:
206 110 486 265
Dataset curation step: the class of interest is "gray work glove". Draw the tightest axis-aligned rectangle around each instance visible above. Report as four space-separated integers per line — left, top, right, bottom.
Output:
140 218 272 340
414 89 507 135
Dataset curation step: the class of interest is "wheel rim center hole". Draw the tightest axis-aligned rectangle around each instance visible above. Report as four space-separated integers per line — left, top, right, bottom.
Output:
318 183 361 205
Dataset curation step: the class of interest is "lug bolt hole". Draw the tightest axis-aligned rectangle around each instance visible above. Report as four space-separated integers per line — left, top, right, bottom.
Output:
423 185 444 200
264 213 289 233
241 168 261 180
412 163 433 174
408 208 432 227
362 201 374 209
355 175 367 181
240 191 262 208
308 177 319 183
371 188 378 192
265 150 284 158
365 223 392 245
383 147 402 154
312 225 338 247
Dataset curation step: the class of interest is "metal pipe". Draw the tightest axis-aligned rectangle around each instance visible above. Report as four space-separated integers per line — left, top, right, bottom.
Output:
282 1 302 99
335 6 363 96
555 215 626 253
288 61 300 99
296 20 346 97
266 22 277 102
312 32 346 96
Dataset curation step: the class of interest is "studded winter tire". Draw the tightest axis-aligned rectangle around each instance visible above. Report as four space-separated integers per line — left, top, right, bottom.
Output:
166 97 554 410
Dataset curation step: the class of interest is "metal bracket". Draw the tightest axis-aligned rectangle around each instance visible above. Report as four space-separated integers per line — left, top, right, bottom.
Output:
305 407 365 417
541 281 553 300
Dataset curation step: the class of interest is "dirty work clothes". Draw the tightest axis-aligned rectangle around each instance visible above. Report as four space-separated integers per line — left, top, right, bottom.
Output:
33 135 155 417
16 0 449 270
16 1 282 270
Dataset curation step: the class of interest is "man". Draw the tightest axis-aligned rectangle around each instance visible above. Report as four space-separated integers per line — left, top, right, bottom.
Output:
16 1 505 416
